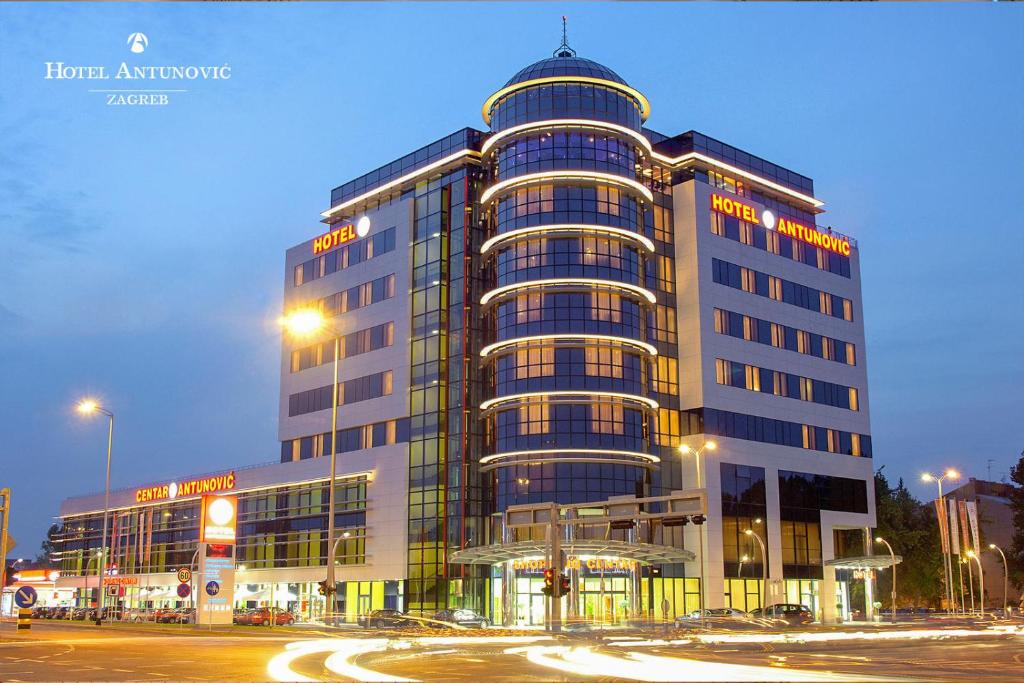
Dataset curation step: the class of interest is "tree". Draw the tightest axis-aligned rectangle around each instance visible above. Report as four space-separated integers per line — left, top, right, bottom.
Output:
1008 450 1024 591
34 523 60 566
872 470 944 608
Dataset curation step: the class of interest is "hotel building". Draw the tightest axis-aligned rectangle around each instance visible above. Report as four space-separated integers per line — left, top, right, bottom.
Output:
52 39 878 624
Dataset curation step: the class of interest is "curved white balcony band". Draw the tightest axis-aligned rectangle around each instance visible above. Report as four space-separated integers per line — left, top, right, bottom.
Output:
650 150 824 209
480 118 653 156
480 334 657 359
480 277 657 306
480 449 661 472
480 224 655 255
480 170 654 205
479 390 659 413
482 76 652 125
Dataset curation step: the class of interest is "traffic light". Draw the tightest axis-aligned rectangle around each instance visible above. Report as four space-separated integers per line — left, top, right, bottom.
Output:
542 568 554 597
559 573 570 596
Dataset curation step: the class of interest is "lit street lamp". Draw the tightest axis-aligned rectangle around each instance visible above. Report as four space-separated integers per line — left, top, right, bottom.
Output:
988 543 1009 616
965 550 985 616
744 528 767 611
280 309 344 621
921 469 960 613
677 440 716 489
77 399 114 626
874 536 897 623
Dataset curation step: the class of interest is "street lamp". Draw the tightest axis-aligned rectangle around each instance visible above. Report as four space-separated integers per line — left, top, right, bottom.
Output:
77 398 114 626
965 550 985 616
987 544 1009 616
874 537 897 623
677 440 716 489
744 528 767 611
280 309 343 621
738 554 749 578
921 469 960 613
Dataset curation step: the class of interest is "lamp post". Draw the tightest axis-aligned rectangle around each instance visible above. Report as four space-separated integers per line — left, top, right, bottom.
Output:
966 550 985 616
77 399 114 626
744 528 767 611
874 537 897 623
280 309 343 622
677 440 716 489
921 469 960 613
988 543 1009 616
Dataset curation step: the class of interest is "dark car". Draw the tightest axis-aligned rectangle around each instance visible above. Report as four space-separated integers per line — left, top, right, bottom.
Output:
49 606 71 619
357 609 420 629
432 609 489 628
750 604 813 624
71 607 92 620
241 607 295 626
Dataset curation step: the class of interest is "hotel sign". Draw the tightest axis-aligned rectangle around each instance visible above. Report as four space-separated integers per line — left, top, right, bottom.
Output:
199 495 237 544
134 472 236 504
312 216 371 255
710 193 851 257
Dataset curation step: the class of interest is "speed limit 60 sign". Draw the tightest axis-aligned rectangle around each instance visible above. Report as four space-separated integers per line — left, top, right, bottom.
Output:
177 567 192 584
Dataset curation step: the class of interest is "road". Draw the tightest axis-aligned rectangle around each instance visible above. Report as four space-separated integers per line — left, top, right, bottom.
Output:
1 620 1022 681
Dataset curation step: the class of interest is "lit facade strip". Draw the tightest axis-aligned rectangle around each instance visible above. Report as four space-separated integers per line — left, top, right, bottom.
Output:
479 390 660 412
321 149 482 219
649 150 824 208
480 224 655 255
479 448 660 465
481 457 659 472
479 334 657 358
479 169 654 204
482 76 651 125
480 278 658 305
480 118 653 155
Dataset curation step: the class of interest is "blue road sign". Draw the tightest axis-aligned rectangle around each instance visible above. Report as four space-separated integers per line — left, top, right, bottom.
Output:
177 583 192 598
14 586 38 608
205 580 220 596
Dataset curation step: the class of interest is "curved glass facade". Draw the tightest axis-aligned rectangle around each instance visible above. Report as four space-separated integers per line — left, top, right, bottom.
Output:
482 59 655 508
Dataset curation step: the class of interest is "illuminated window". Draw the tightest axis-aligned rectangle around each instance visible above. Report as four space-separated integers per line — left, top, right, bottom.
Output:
771 323 783 348
739 222 754 246
765 231 780 255
842 299 854 322
741 268 756 293
802 424 814 449
518 398 549 435
715 358 729 385
516 347 554 378
819 292 832 316
654 407 680 446
591 292 622 323
848 388 859 412
515 293 543 324
591 403 624 434
653 204 672 243
585 347 623 378
846 344 856 366
773 371 788 397
714 309 725 334
652 356 678 394
768 276 783 301
745 365 761 392
850 433 862 456
799 377 813 402
743 315 753 341
709 212 725 237
797 330 810 355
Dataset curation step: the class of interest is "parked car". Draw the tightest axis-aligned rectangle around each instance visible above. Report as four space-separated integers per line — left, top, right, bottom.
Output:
239 607 295 626
49 606 71 619
71 607 92 620
749 604 813 624
233 609 252 624
125 608 157 622
155 607 181 623
432 609 489 628
357 609 421 629
677 608 748 620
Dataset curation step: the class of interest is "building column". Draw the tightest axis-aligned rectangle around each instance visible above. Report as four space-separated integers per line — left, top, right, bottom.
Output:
820 525 839 624
702 462 726 609
764 468 785 606
862 527 876 622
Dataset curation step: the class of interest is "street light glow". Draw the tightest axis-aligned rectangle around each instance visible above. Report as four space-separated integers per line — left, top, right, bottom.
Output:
678 444 691 454
77 398 99 414
705 441 717 450
921 472 933 482
875 536 884 543
945 468 960 480
280 309 326 337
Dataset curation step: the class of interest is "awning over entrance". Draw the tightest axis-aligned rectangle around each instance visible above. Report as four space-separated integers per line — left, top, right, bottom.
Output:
450 539 694 566
825 555 902 569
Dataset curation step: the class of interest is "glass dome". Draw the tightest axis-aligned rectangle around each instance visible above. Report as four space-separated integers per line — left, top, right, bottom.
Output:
502 56 628 88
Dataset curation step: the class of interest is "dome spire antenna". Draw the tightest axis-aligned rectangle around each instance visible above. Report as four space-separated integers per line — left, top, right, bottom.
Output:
554 15 576 58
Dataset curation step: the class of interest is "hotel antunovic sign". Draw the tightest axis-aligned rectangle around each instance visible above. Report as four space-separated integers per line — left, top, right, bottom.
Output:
44 61 232 106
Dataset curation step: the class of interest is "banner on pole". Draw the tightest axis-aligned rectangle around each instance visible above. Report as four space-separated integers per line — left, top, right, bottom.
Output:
934 499 950 554
965 501 981 552
957 500 970 553
948 498 960 555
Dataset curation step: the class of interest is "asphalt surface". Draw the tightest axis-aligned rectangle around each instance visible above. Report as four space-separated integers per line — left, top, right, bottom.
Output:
1 619 1022 681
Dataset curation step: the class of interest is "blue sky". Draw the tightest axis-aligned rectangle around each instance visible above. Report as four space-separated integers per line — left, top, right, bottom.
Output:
1 3 1022 554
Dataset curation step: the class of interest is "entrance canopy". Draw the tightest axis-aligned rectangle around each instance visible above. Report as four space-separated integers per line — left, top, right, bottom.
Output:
825 555 902 569
450 539 694 566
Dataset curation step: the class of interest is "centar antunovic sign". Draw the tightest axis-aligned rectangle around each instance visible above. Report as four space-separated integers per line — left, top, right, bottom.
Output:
710 193 851 257
135 471 236 503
